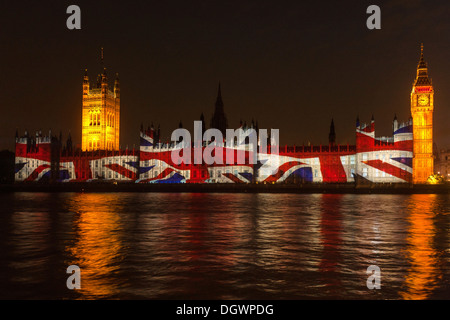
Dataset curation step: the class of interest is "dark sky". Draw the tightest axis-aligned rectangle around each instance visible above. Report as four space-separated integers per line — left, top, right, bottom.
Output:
1 0 449 151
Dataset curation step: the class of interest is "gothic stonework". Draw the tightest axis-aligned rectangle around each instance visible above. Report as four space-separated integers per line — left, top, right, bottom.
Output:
411 44 434 183
82 49 120 151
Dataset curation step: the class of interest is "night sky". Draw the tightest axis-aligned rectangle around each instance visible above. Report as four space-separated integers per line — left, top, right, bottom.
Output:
1 0 449 151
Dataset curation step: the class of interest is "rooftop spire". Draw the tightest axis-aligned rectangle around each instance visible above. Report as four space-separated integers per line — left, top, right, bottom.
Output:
216 82 223 109
210 81 228 135
414 43 431 86
328 118 336 145
418 43 427 69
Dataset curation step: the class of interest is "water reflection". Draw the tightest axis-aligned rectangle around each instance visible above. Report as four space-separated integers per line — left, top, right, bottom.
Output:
0 192 448 300
66 194 124 299
401 195 440 300
10 205 51 288
319 194 343 295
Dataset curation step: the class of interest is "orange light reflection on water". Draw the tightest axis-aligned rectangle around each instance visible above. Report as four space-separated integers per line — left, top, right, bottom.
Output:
400 194 440 300
66 193 124 299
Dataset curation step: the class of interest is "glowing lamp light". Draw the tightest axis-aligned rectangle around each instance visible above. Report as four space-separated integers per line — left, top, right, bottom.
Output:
426 174 444 185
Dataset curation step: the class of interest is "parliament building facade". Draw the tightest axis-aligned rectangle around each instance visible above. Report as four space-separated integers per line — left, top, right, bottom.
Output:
14 46 436 185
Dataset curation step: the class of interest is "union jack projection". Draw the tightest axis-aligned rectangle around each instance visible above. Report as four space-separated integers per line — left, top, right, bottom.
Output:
15 134 54 182
15 132 139 182
15 117 413 184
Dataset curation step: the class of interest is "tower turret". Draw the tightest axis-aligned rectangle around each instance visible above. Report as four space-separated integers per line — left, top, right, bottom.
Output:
114 73 120 99
83 69 89 96
393 114 398 133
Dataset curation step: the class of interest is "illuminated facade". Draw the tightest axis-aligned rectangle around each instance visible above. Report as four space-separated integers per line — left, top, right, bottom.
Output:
81 51 120 151
14 46 436 185
411 44 434 183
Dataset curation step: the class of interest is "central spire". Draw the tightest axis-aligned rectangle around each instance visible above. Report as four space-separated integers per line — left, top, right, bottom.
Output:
210 82 228 136
215 82 224 111
328 118 336 145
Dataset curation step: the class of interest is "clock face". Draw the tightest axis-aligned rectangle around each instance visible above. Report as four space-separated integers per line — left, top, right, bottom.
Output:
418 94 429 106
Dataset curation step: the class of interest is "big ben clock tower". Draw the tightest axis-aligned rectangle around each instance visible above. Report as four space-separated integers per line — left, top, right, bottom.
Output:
411 44 434 184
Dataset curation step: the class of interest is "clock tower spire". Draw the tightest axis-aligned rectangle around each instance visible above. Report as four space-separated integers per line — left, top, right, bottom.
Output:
411 43 434 184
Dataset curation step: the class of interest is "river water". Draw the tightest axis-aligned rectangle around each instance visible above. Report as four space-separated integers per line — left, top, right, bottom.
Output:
0 192 448 299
